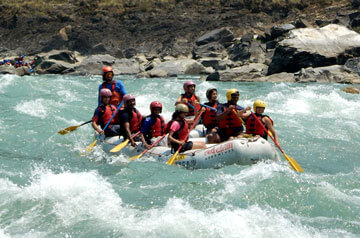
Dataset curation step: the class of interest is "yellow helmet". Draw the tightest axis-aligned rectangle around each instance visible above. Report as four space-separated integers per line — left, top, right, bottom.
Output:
226 88 240 101
175 103 189 113
253 100 266 111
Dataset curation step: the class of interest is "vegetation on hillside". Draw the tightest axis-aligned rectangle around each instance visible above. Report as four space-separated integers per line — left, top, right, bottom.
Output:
0 0 349 17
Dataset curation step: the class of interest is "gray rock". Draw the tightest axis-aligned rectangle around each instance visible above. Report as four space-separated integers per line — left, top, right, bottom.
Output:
113 59 140 75
36 60 72 74
217 63 268 81
294 65 360 83
0 65 13 74
199 58 226 70
48 50 77 64
90 43 108 54
192 42 226 59
151 59 205 76
14 67 31 76
268 24 360 75
206 72 220 81
257 72 296 83
345 57 360 75
74 54 116 75
270 24 295 39
147 69 168 78
196 28 235 47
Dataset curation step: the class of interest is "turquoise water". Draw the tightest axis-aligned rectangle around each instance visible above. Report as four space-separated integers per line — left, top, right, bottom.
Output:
0 74 359 237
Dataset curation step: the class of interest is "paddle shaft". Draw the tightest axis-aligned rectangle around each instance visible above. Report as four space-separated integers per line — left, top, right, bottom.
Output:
139 134 167 156
199 103 217 112
80 120 92 126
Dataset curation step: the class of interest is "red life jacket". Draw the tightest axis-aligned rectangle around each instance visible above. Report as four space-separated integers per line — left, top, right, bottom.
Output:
165 119 189 141
245 113 273 139
218 104 244 129
181 93 200 116
97 105 118 128
203 102 218 127
102 81 123 106
130 108 143 133
150 115 165 137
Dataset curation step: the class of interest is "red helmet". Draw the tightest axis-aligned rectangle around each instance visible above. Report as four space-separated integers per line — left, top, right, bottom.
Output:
150 101 162 112
100 88 112 97
183 80 196 92
123 94 135 104
102 66 113 74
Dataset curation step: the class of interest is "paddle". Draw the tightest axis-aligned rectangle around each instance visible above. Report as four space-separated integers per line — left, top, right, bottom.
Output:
167 109 205 165
110 131 141 153
233 109 246 125
129 134 167 160
199 103 217 112
250 112 303 172
85 101 124 152
58 120 92 135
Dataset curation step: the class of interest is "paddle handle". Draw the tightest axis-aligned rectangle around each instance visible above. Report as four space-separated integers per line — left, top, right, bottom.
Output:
96 101 124 140
80 120 92 126
199 103 217 112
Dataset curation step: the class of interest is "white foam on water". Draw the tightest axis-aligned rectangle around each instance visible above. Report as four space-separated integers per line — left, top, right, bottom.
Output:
0 74 16 93
0 229 11 238
115 198 352 238
14 99 60 119
21 168 124 227
317 181 360 207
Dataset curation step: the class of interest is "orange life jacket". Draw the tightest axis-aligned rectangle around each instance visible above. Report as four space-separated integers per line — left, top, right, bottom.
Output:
102 81 123 106
129 108 142 133
181 93 200 116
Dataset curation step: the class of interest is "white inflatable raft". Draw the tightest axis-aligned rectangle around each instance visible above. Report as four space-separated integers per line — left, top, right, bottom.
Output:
100 132 280 169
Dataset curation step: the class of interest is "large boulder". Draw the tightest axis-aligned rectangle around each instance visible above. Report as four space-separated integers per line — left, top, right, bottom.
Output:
192 42 226 59
228 33 266 64
48 50 78 64
344 57 360 75
196 28 235 47
14 66 31 76
294 65 360 83
113 59 140 75
216 63 268 81
36 60 73 74
0 65 13 74
74 54 116 75
268 24 360 75
151 59 205 76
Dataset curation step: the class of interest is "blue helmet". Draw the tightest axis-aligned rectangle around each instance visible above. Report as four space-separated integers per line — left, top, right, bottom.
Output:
21 55 24 58
1 61 4 64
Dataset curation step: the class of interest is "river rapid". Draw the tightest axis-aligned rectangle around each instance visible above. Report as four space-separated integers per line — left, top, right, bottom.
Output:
0 74 359 237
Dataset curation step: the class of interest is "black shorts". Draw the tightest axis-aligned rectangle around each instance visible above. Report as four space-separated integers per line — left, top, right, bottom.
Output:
171 141 193 153
218 127 244 142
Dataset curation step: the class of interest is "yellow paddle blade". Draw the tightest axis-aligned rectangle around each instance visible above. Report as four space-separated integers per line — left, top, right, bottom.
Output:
110 139 129 153
85 139 98 152
129 154 142 161
167 151 179 165
283 152 303 172
58 125 79 135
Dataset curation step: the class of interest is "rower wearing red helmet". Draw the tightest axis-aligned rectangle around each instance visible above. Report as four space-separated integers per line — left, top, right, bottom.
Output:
118 94 143 147
139 101 166 149
92 88 121 136
175 80 201 117
98 66 127 106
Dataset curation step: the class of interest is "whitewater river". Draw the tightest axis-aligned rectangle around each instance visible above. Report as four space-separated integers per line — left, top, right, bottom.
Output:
0 74 359 237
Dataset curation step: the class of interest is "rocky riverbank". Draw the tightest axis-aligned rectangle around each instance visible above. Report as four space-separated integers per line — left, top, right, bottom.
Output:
1 0 360 84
